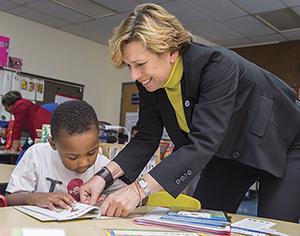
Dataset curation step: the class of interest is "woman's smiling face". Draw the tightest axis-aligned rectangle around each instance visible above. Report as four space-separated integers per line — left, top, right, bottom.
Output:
122 41 178 92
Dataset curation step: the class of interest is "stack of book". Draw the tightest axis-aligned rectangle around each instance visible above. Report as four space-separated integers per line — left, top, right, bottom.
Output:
135 207 231 235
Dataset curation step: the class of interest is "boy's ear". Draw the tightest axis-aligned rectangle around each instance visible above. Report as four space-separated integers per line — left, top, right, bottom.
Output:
48 137 57 150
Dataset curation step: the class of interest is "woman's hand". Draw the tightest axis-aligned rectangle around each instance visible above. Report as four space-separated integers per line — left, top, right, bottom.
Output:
100 184 141 217
79 176 106 205
27 192 76 210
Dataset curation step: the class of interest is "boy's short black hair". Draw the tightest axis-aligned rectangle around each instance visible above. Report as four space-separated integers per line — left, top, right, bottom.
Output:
51 100 99 140
2 90 22 106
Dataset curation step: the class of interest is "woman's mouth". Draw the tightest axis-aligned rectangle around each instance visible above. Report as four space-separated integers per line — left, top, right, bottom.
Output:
141 78 152 85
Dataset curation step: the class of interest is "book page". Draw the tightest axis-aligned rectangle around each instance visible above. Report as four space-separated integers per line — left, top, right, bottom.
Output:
15 202 100 221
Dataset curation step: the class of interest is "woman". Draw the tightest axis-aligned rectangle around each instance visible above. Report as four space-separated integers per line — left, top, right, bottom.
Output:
2 90 51 151
80 3 300 222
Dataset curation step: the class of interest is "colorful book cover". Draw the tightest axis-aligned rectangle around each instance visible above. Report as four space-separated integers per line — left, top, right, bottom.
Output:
166 209 231 222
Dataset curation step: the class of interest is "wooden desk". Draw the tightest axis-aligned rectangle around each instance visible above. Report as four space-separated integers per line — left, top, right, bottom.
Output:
0 164 14 184
0 150 19 164
0 206 299 236
0 164 15 195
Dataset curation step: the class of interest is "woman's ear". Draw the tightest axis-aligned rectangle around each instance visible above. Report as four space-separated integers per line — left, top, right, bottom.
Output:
48 137 57 150
170 51 179 64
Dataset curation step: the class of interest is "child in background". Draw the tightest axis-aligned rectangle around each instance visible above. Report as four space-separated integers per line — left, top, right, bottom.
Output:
6 100 125 210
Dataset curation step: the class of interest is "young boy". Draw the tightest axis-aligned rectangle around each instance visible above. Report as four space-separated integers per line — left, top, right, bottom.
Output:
6 100 125 210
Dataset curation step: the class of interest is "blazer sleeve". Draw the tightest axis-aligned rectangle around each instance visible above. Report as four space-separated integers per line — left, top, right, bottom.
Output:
113 84 164 182
150 52 240 197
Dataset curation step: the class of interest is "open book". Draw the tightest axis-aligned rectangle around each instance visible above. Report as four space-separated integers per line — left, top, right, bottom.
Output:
15 202 101 221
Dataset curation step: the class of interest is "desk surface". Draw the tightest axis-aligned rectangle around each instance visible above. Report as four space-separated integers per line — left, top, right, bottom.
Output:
0 164 15 184
0 151 19 164
0 206 299 236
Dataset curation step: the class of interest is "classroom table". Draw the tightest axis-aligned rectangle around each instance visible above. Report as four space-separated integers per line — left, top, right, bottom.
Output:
0 150 19 164
0 163 15 196
0 164 15 184
0 206 299 236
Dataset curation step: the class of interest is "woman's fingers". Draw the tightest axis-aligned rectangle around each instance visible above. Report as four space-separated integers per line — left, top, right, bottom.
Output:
100 185 140 216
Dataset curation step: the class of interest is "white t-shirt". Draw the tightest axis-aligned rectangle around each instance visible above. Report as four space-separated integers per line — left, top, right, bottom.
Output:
7 143 125 201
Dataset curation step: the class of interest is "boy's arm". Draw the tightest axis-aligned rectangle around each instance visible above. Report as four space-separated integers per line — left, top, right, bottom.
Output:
6 146 75 209
6 191 30 206
6 191 76 210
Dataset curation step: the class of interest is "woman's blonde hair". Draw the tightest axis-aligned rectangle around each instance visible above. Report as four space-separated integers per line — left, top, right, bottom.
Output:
109 3 193 68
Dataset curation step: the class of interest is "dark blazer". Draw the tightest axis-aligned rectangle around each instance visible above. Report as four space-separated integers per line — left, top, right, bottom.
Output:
114 43 300 197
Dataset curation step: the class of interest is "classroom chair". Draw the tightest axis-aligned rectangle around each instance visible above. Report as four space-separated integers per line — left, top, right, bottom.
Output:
0 194 8 207
145 190 201 211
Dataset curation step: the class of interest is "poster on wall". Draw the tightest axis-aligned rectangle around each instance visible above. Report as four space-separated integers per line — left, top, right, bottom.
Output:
11 73 20 91
0 35 9 67
20 76 29 99
54 93 77 104
125 112 139 135
0 70 12 95
27 78 36 100
36 79 45 102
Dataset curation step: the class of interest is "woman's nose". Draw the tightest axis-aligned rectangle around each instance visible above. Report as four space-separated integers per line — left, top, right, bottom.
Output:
130 67 141 81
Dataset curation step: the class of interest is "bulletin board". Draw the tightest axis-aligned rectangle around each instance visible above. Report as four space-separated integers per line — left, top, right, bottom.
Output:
119 82 139 130
13 71 84 104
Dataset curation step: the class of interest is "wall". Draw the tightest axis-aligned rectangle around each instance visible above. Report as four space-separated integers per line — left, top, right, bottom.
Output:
233 40 300 92
0 10 130 124
0 11 214 124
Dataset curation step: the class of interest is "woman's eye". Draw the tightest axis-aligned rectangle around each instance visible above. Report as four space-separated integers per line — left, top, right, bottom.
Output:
137 62 146 67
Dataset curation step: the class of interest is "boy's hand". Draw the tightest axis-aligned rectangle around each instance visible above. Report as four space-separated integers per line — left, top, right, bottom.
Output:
27 192 76 210
94 194 107 207
79 175 106 205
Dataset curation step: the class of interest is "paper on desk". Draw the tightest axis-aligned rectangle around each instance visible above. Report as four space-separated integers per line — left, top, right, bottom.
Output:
231 218 288 236
232 218 275 230
231 228 267 236
22 228 65 236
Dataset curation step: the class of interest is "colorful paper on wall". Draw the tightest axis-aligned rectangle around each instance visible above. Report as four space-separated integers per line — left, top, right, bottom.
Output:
0 70 13 95
0 35 9 67
11 73 21 91
27 78 36 100
20 76 29 99
36 79 45 101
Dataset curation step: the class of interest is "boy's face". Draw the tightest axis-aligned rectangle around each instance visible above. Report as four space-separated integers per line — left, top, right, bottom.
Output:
50 129 99 174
